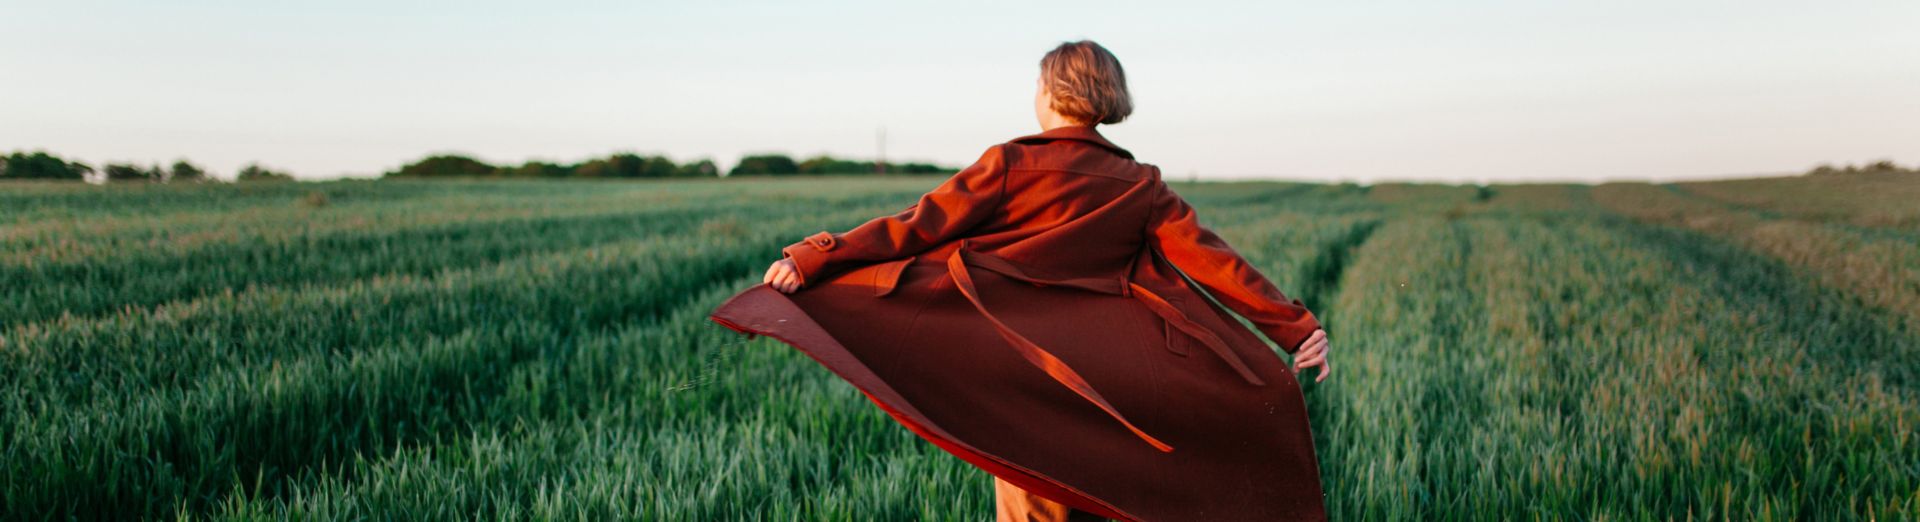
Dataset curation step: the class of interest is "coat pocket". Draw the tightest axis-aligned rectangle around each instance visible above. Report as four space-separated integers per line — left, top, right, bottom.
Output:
870 255 914 297
1161 320 1188 357
1160 296 1192 357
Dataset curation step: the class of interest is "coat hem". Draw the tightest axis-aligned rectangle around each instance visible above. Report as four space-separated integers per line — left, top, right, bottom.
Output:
707 284 1145 522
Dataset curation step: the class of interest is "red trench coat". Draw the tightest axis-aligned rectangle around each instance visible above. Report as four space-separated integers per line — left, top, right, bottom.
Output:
709 125 1327 521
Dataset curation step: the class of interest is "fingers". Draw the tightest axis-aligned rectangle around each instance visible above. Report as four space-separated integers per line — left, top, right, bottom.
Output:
1293 348 1322 371
1316 361 1331 383
1294 349 1325 372
1292 329 1331 383
763 259 803 293
1299 330 1326 353
1299 336 1326 358
774 269 797 293
1292 335 1325 364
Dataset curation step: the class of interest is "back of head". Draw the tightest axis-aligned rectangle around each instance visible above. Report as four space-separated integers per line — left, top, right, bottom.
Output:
1040 40 1133 125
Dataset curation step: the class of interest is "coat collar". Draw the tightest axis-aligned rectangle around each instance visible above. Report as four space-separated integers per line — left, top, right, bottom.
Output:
1009 125 1133 159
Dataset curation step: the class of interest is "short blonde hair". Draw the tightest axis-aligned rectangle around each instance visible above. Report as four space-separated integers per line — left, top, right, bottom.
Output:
1039 40 1132 125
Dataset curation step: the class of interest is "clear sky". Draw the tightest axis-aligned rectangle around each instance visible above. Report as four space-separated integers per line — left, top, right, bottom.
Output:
3 1 1916 183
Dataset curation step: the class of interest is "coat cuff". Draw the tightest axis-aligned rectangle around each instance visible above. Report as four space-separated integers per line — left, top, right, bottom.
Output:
782 237 834 287
1264 302 1321 355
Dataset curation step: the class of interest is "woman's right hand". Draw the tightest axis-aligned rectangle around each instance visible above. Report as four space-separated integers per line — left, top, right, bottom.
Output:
764 258 802 294
1293 329 1331 382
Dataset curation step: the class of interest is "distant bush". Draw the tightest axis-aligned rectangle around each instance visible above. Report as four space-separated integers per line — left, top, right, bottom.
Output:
502 161 573 178
237 163 295 182
797 155 872 175
889 161 957 174
103 162 164 182
168 160 208 182
386 154 498 178
676 159 718 177
570 154 680 178
729 154 801 176
572 154 646 178
1806 159 1915 176
0 151 92 180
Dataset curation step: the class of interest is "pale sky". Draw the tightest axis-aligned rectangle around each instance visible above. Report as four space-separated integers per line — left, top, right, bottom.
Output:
3 1 1916 183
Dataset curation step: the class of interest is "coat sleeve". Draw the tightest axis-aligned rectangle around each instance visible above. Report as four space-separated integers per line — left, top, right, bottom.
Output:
1143 170 1322 354
782 144 1008 287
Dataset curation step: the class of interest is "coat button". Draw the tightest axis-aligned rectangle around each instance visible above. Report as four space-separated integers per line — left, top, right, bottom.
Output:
807 231 836 251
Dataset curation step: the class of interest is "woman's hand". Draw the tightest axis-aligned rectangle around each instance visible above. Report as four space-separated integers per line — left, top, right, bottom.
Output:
1293 329 1331 383
764 258 802 294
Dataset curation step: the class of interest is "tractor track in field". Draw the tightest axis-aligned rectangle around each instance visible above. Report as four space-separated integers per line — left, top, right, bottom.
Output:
1409 220 1492 507
1595 183 1920 343
1602 215 1919 396
1296 219 1382 319
1290 216 1382 484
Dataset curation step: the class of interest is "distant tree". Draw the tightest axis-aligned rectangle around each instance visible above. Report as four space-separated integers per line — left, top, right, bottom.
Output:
675 158 719 177
729 154 800 176
385 154 497 178
572 153 636 178
797 155 870 175
639 155 678 178
168 159 208 182
103 162 163 182
236 163 295 182
503 161 574 178
892 161 956 174
1862 159 1903 173
786 155 955 175
0 151 91 180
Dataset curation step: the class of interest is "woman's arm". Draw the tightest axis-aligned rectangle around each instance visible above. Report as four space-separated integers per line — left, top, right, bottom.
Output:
780 144 1009 287
1143 169 1322 355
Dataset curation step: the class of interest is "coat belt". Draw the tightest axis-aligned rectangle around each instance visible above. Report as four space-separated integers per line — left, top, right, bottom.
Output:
943 240 1267 453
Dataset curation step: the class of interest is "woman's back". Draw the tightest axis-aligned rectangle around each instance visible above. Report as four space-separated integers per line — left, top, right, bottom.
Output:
958 126 1160 279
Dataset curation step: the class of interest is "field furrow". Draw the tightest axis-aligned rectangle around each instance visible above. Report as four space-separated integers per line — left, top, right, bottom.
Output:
1593 183 1920 336
1310 212 1918 519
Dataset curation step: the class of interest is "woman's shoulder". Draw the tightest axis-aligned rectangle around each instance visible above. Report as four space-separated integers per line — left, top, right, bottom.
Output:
991 137 1156 186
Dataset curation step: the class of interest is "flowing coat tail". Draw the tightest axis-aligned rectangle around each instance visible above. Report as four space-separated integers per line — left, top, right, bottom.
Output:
709 125 1328 521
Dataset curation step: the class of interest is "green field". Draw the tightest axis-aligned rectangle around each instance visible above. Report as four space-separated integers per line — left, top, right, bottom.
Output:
3 174 1916 520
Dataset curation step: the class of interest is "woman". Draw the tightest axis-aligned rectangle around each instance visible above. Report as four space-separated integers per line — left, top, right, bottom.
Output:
710 40 1332 521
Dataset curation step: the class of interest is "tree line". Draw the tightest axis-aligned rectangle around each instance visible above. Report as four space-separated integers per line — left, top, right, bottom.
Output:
1804 159 1917 176
385 153 718 178
1 150 958 183
384 152 955 178
0 151 292 182
728 154 954 176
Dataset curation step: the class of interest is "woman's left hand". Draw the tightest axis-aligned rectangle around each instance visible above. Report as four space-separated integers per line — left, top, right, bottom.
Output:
1293 329 1331 383
764 258 802 294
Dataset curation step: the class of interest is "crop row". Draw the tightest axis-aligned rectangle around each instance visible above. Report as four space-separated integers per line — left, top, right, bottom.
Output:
1310 215 1916 519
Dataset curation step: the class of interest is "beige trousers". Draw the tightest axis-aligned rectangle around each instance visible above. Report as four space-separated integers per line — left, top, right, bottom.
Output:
993 476 1112 522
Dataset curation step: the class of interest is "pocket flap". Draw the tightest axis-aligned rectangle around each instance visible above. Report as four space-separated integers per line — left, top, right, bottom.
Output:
871 256 914 297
